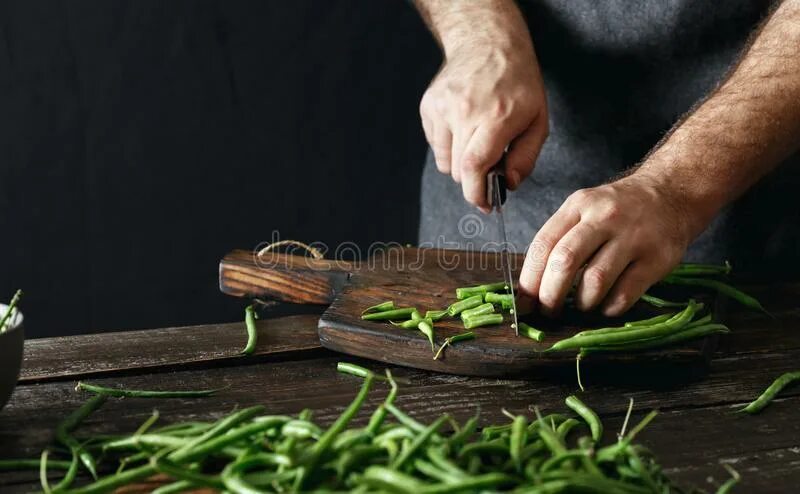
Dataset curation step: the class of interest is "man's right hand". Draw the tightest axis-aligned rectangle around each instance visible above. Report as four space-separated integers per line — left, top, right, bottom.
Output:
417 0 548 212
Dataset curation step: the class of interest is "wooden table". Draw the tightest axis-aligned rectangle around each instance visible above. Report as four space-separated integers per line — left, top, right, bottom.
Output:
1 283 799 493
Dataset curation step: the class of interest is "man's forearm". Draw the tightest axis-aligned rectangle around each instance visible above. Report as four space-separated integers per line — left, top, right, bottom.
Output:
413 0 532 57
639 0 800 238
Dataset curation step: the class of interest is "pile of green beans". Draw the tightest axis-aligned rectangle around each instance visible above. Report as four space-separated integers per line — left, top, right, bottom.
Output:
360 282 545 357
3 363 739 493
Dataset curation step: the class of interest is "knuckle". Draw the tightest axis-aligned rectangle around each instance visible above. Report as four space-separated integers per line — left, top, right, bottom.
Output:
598 202 623 222
582 265 610 290
550 244 578 272
460 152 486 172
569 188 592 205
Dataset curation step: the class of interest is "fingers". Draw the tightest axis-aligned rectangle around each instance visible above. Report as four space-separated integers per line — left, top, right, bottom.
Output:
432 122 453 174
574 240 633 311
519 203 580 301
459 124 511 210
601 262 655 317
538 222 608 316
505 116 548 190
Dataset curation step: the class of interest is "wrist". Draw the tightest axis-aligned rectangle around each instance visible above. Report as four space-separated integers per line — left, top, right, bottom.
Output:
632 159 726 242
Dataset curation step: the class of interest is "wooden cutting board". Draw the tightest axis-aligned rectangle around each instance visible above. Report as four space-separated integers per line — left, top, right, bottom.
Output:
219 247 719 377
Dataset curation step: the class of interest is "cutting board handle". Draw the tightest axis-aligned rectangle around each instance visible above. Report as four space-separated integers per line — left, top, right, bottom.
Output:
219 249 354 305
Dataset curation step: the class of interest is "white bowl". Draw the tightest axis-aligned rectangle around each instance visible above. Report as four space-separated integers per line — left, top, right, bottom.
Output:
0 303 24 411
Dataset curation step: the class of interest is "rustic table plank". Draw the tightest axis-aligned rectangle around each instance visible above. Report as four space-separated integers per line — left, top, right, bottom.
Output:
3 346 800 489
19 314 324 383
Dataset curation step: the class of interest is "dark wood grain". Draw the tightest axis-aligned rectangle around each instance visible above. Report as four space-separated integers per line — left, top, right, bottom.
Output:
19 314 323 383
317 247 718 376
219 249 353 303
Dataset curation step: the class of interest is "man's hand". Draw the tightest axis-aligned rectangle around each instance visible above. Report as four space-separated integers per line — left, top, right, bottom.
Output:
520 0 800 316
415 0 548 211
519 174 698 317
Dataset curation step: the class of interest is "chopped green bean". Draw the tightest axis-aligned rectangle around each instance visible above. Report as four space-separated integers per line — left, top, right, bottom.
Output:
425 309 448 322
447 294 484 316
362 301 395 314
455 282 507 300
362 307 417 321
485 292 514 309
417 318 436 351
463 313 504 329
460 302 495 320
518 322 544 341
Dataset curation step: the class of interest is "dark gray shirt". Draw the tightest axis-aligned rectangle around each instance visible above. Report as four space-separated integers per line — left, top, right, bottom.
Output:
419 0 798 278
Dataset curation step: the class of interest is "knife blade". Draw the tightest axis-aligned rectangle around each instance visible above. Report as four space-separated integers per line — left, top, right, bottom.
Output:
487 165 519 336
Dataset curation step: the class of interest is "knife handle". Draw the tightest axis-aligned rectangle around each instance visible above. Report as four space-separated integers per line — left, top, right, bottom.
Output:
486 158 508 208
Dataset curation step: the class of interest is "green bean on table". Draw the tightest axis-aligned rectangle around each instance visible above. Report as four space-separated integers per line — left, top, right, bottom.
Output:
242 304 258 355
455 281 507 300
76 382 218 399
739 371 800 414
447 294 484 316
459 302 495 320
362 307 418 321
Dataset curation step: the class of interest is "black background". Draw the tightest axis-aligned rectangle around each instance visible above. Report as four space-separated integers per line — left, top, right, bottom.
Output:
0 1 441 337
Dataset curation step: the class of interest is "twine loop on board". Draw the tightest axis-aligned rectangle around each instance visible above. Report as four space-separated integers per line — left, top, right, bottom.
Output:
256 240 324 260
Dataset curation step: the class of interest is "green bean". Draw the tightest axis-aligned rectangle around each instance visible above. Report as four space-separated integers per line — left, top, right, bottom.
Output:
413 458 460 483
151 480 196 494
67 464 157 494
462 313 504 329
716 464 741 494
460 302 495 320
385 404 427 433
739 371 800 414
173 419 292 463
670 261 732 277
458 439 508 459
519 322 544 341
433 331 476 360
151 457 225 490
168 406 266 460
447 411 479 448
549 301 699 351
52 451 79 492
241 304 258 355
662 275 768 314
361 465 424 492
418 318 436 351
103 434 189 452
391 318 423 329
56 394 107 479
0 289 22 333
337 361 377 379
510 414 527 472
623 313 675 328
299 374 375 488
425 309 449 322
426 445 466 477
362 301 395 314
222 454 294 494
76 381 218 399
337 445 387 477
684 313 713 329
39 450 52 494
555 417 582 441
640 293 687 308
539 449 589 472
565 395 603 442
455 282 507 300
534 418 567 456
392 414 448 469
420 473 516 493
580 323 729 356
362 307 417 320
447 294 484 316
485 292 514 309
